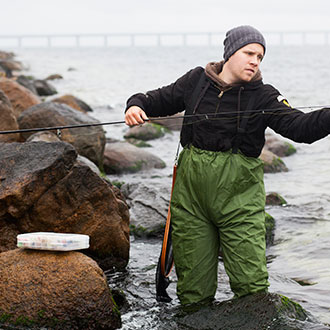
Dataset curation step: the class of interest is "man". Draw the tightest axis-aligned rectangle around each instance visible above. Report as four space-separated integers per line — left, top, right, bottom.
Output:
125 26 330 305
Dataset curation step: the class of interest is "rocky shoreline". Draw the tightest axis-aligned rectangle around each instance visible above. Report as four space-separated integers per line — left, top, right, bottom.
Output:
0 49 328 329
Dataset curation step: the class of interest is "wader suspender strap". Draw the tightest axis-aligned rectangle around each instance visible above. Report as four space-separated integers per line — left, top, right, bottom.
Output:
232 92 257 154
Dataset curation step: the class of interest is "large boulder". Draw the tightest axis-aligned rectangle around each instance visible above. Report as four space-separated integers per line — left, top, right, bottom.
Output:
17 101 106 168
121 182 170 237
0 89 20 142
0 141 130 270
0 77 41 118
0 249 121 329
167 292 326 330
52 94 93 113
16 75 38 95
104 141 166 174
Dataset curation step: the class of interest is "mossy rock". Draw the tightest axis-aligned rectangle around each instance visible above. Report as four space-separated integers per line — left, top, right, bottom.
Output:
265 212 275 246
124 123 170 141
266 192 287 206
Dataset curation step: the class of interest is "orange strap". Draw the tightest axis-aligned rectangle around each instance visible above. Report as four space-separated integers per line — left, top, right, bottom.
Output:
160 164 177 277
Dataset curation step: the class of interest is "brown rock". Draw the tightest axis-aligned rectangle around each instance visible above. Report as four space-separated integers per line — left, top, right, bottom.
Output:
52 94 93 113
17 101 105 167
0 50 15 60
0 59 24 72
0 77 40 118
0 141 129 270
26 131 61 143
265 134 297 157
0 249 121 329
0 90 20 142
45 73 63 80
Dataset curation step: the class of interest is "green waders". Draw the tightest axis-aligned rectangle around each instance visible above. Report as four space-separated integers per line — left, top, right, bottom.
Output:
170 145 269 305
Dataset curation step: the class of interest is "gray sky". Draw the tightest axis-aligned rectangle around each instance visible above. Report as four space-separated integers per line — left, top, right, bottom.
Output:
1 0 330 35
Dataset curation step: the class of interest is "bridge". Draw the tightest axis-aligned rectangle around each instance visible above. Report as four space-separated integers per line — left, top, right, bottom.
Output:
0 31 330 48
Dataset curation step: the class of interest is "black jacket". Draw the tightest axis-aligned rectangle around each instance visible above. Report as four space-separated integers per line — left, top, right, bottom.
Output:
126 66 330 158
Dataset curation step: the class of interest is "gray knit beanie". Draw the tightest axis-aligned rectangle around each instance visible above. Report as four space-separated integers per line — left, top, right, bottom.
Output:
223 25 266 62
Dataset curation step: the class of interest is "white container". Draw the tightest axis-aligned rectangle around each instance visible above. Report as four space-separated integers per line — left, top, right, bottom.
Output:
17 232 90 251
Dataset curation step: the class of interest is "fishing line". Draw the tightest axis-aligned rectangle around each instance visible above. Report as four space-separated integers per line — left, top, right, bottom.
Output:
1 104 329 135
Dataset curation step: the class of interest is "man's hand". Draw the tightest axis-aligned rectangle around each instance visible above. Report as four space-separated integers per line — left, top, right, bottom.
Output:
125 106 149 126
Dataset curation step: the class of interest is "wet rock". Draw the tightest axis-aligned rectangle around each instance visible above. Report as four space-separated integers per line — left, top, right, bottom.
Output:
0 59 24 72
104 141 166 174
0 50 15 60
150 112 184 131
16 75 38 95
0 249 121 329
77 154 100 175
33 79 57 96
17 101 106 168
52 94 93 113
124 122 169 141
121 182 170 237
260 148 288 173
265 134 297 157
266 192 287 205
0 77 41 118
168 292 326 330
265 212 275 247
0 141 130 270
26 131 61 143
0 89 20 142
45 73 63 80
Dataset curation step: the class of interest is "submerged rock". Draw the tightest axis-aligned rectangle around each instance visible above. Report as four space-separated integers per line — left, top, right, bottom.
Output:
166 292 327 330
104 141 166 174
266 192 287 206
17 101 106 168
0 141 129 270
0 249 121 329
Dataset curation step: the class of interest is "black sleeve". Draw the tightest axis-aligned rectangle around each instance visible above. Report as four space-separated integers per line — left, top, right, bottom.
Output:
262 85 330 143
125 67 203 118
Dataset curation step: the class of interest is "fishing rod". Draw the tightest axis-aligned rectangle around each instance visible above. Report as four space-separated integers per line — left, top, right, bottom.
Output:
1 104 330 135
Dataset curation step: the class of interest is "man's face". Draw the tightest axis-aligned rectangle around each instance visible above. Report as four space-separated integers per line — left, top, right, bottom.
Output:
225 43 264 83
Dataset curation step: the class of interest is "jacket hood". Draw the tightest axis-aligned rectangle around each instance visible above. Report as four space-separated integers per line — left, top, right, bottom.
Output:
205 61 262 90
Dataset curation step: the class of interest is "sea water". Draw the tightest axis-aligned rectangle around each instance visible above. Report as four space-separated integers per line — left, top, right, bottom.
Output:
11 45 330 326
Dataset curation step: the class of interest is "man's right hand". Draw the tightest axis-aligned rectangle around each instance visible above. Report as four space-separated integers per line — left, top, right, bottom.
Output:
125 106 149 126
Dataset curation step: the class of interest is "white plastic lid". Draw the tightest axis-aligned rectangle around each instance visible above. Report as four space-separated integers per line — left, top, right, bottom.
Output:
17 232 90 251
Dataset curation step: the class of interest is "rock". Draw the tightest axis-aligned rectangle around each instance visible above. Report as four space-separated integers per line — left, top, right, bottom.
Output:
33 79 57 96
260 148 288 173
150 112 184 131
52 94 93 113
17 101 106 168
45 73 63 80
121 182 170 237
0 77 41 118
104 141 166 174
26 131 61 143
0 89 20 142
77 154 100 175
0 62 12 78
0 50 15 60
16 75 38 95
265 134 297 157
265 212 275 247
0 141 130 270
168 292 326 330
124 123 169 141
0 59 24 72
266 192 287 205
0 249 121 329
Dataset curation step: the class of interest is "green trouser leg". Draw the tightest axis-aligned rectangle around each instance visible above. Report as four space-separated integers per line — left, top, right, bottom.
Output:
170 146 269 305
